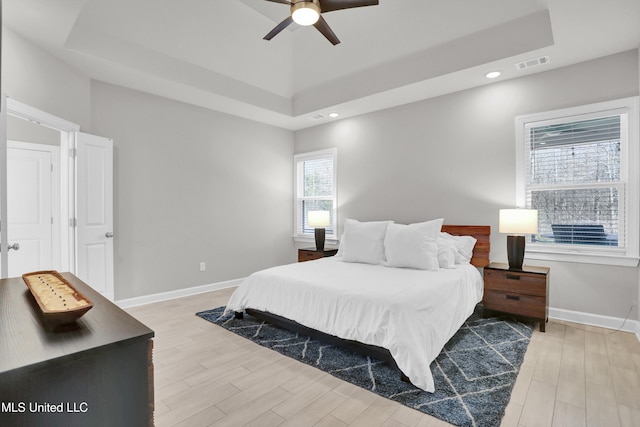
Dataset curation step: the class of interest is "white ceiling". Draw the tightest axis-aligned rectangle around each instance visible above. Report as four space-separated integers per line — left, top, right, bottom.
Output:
3 0 640 130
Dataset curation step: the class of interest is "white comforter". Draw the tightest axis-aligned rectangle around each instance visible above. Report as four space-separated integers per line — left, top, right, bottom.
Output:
224 256 483 392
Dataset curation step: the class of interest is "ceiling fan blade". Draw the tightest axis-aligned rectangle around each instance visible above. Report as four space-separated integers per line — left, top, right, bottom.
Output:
264 0 293 5
264 16 294 40
313 15 340 45
319 0 378 13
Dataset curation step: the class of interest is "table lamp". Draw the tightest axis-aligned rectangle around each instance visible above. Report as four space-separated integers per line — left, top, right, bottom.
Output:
308 210 330 251
499 209 538 270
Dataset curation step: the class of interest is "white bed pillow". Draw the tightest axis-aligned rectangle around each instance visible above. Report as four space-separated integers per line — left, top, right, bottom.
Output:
336 219 357 257
336 232 346 256
436 238 457 269
341 219 392 265
439 232 477 264
384 218 443 270
407 218 444 234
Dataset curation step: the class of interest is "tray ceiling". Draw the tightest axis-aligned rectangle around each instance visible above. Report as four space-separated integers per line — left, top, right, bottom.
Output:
3 0 639 129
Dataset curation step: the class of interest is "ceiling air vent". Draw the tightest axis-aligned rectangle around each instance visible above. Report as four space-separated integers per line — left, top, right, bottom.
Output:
515 56 550 71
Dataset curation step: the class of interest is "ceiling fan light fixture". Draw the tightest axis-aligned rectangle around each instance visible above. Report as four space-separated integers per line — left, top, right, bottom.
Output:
263 0 378 45
291 1 321 26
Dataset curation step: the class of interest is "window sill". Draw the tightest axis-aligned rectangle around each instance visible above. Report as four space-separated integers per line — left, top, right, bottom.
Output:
527 246 639 267
293 235 339 246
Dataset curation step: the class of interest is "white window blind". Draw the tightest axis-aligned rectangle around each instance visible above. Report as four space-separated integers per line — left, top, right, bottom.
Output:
516 97 639 266
527 115 623 247
294 149 337 240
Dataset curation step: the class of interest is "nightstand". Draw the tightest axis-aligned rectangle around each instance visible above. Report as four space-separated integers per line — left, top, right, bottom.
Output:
298 247 338 262
483 262 550 332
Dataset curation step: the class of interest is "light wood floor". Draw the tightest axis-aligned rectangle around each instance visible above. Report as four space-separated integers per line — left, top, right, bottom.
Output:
126 287 640 427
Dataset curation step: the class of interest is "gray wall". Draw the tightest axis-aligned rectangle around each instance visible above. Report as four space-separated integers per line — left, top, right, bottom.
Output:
294 50 640 321
7 115 61 146
2 27 87 145
90 82 294 300
2 29 295 301
2 28 91 129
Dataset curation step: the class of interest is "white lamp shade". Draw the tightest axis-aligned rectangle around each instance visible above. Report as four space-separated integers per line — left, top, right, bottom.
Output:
308 210 330 227
499 209 538 234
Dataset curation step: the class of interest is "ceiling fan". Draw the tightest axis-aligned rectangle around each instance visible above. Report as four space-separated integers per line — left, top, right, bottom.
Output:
263 0 379 45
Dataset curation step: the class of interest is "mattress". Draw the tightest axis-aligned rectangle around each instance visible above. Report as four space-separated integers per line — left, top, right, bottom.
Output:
224 256 483 392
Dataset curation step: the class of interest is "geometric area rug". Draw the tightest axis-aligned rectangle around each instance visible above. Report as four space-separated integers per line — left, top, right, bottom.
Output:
196 305 533 427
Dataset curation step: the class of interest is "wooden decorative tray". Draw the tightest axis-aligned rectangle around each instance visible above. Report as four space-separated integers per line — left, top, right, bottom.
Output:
22 270 94 324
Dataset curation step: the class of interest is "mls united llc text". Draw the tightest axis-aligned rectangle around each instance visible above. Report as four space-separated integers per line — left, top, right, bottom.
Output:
1 401 89 413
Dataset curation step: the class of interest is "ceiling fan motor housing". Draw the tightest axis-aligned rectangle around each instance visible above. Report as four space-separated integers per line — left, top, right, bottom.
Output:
291 1 321 26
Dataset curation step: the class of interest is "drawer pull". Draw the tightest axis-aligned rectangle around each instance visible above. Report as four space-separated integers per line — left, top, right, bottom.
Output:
506 295 520 301
506 274 521 280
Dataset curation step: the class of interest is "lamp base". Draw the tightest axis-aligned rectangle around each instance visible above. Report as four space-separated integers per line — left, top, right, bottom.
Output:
314 228 326 251
506 235 525 270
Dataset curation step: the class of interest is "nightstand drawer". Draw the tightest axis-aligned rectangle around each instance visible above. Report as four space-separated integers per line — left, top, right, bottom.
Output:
298 251 321 262
298 248 338 262
483 290 546 319
484 269 546 297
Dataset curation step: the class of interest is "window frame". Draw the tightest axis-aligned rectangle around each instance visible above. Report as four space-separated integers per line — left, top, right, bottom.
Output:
293 148 338 243
515 97 639 267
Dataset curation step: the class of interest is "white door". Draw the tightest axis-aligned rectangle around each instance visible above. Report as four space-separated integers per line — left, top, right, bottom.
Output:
0 95 7 278
75 132 114 300
6 142 60 277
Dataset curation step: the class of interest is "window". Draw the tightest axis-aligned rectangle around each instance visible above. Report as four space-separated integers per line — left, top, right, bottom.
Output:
294 148 337 241
516 97 639 266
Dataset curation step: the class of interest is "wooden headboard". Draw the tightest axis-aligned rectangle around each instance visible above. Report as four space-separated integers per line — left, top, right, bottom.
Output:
441 225 491 268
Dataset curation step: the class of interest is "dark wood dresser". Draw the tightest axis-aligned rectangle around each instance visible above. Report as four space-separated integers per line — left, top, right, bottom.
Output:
483 262 550 332
0 273 154 427
298 247 338 262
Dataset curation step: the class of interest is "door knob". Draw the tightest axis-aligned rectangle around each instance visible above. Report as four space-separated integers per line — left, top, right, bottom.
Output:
7 243 20 251
105 232 114 238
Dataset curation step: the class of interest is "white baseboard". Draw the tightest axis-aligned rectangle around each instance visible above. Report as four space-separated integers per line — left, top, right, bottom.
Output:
116 278 244 309
549 306 640 341
116 283 640 342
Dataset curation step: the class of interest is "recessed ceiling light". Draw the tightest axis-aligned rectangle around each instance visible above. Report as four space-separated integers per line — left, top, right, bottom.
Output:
328 112 339 118
485 71 501 79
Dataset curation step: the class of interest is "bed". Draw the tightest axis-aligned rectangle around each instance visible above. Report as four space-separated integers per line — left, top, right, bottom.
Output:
224 222 490 393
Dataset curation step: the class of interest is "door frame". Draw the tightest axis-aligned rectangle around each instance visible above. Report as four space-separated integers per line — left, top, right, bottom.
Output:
3 98 79 276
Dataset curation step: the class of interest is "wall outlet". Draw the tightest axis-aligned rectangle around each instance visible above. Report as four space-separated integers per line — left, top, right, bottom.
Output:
199 262 206 272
